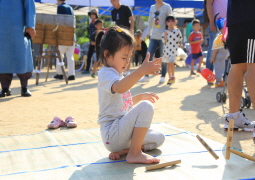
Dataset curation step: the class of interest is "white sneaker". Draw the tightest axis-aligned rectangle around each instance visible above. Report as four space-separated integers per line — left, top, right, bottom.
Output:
139 76 149 82
159 77 165 83
224 110 255 130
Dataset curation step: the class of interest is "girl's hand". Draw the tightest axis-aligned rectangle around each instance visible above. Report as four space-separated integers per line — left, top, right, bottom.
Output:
140 53 162 75
164 31 168 36
140 92 159 103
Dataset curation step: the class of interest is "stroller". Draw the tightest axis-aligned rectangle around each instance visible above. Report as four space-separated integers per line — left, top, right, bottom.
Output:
214 14 252 108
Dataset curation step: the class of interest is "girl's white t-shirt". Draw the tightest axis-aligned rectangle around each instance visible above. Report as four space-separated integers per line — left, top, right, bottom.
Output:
97 66 133 124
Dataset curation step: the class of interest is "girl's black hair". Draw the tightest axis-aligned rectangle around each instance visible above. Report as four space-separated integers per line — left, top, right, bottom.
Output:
165 15 176 29
95 30 105 60
95 26 136 66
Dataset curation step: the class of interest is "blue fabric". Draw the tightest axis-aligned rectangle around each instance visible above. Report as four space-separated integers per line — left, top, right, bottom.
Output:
57 3 74 15
205 25 218 72
216 18 225 29
0 0 35 74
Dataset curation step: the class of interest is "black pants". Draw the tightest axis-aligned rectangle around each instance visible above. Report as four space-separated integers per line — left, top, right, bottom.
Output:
85 44 95 71
0 72 32 89
134 50 143 66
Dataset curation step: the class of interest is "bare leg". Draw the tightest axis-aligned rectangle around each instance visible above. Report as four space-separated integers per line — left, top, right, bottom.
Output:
167 63 171 79
197 56 204 70
126 127 160 164
228 63 247 113
92 61 98 75
246 63 255 110
170 62 175 76
109 146 144 160
190 59 195 72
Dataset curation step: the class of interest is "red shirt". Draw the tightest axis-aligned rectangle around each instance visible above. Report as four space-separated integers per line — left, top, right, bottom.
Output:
188 32 203 54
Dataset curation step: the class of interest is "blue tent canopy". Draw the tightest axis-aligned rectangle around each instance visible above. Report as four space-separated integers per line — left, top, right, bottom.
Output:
99 0 203 16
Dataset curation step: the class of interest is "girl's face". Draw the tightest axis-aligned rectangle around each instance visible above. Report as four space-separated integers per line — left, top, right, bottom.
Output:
105 46 133 73
166 19 176 28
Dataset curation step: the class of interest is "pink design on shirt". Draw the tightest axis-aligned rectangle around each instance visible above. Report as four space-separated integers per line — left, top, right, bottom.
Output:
120 91 133 112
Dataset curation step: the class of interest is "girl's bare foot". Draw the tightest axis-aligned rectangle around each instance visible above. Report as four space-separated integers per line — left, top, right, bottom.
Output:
126 151 160 164
109 152 120 160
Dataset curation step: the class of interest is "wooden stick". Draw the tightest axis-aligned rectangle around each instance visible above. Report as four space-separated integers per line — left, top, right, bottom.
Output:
225 119 234 160
229 149 255 162
196 135 219 160
145 160 181 171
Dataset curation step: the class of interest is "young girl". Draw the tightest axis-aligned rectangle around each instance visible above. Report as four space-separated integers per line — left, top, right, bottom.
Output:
97 26 165 164
162 15 183 85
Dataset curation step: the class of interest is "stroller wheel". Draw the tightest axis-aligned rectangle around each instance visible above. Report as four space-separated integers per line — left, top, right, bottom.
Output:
246 96 251 108
216 92 222 102
240 97 246 108
222 93 227 102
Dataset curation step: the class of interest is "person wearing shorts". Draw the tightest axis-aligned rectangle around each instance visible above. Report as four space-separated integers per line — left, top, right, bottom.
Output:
224 0 255 133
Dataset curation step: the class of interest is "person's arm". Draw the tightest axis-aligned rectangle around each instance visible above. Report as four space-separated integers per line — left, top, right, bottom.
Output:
132 92 159 105
129 16 135 34
147 6 153 38
210 49 218 63
126 6 134 34
206 0 216 32
24 0 36 38
111 53 161 94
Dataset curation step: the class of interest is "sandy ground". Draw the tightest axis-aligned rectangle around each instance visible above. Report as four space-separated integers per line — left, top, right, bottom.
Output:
0 63 255 157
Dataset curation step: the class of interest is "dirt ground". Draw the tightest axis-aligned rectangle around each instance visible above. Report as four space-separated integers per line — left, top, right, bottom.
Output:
0 63 255 157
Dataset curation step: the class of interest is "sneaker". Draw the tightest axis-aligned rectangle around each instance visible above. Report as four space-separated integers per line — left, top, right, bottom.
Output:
91 73 96 78
81 70 90 74
197 69 201 73
159 77 165 83
0 88 11 98
139 76 149 82
68 75 75 80
190 71 196 75
167 77 175 85
215 81 224 87
53 74 63 79
21 87 32 97
224 110 255 130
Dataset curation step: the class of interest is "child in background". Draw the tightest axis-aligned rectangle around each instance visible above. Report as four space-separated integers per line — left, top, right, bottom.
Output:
134 29 143 66
162 15 182 85
210 18 229 87
91 19 103 78
97 26 165 164
188 19 204 75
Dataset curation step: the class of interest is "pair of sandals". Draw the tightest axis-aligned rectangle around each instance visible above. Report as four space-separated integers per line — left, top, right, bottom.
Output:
48 116 77 129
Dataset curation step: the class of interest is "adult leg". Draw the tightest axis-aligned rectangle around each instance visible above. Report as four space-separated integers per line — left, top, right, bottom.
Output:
17 72 32 96
206 26 217 71
84 45 95 72
246 64 255 110
65 45 75 77
0 74 13 97
56 45 67 76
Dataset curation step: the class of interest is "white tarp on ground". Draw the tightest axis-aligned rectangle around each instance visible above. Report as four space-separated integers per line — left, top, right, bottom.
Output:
1 123 255 180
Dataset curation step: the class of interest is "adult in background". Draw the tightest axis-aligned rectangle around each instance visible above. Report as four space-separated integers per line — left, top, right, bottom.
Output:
204 0 227 85
139 0 172 83
224 1 255 131
110 0 135 75
54 0 76 80
0 0 36 97
81 9 98 74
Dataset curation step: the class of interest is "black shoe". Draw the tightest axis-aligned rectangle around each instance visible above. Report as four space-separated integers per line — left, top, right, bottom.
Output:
0 88 11 98
53 74 63 80
68 75 75 80
21 87 32 97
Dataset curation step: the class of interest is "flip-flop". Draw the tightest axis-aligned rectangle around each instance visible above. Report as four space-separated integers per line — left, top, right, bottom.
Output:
48 117 66 129
65 116 77 128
